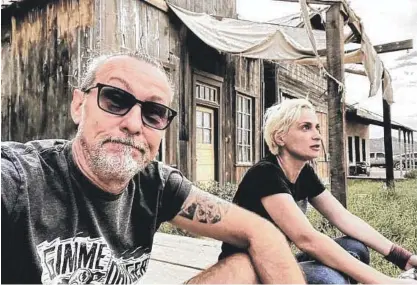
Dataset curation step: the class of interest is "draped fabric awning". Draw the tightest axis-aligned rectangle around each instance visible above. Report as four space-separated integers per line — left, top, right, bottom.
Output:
168 2 393 103
169 3 328 61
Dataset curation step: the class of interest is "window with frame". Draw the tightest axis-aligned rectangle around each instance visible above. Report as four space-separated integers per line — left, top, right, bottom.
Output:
236 94 253 163
196 83 217 103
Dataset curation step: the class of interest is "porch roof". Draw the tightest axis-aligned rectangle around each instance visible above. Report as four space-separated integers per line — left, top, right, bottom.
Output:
346 105 415 132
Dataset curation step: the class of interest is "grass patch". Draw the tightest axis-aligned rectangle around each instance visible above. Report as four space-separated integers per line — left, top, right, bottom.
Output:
404 169 417 179
159 178 417 276
308 178 417 276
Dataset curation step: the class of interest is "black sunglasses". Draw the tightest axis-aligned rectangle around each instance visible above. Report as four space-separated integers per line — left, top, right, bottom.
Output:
82 83 177 130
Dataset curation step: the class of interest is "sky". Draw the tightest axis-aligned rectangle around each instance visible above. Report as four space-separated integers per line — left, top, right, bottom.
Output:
237 0 417 138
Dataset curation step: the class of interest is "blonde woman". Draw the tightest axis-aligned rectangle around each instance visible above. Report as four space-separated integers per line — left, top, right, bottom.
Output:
219 99 416 284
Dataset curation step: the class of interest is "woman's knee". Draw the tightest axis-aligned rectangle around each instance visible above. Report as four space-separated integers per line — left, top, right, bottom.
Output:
300 261 348 284
336 236 370 264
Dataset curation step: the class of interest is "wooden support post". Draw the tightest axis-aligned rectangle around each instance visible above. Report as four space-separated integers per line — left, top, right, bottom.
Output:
398 129 403 176
408 132 412 171
403 130 407 172
411 131 416 170
382 95 395 189
326 4 347 207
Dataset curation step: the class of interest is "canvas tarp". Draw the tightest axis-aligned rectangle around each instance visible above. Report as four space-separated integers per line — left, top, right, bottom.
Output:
168 3 329 61
168 2 393 103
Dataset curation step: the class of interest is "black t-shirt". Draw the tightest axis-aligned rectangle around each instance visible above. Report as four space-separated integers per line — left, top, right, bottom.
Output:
220 154 325 259
1 139 192 284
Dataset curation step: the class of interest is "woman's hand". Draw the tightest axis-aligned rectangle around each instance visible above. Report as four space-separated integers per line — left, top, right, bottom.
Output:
405 255 417 270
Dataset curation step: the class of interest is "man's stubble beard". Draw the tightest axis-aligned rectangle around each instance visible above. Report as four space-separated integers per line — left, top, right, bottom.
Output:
76 123 152 183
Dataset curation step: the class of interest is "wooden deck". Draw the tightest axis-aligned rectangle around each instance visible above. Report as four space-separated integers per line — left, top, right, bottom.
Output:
141 233 222 284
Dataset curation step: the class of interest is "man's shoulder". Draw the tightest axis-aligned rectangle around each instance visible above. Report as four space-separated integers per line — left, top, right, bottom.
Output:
2 139 69 156
2 139 70 172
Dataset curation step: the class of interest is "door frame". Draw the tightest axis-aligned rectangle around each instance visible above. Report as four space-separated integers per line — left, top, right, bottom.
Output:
191 69 223 184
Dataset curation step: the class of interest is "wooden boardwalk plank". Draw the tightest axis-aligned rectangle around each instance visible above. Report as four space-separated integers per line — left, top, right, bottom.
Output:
142 233 222 283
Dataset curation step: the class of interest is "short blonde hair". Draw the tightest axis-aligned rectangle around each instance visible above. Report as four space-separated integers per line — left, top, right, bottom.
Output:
263 98 315 155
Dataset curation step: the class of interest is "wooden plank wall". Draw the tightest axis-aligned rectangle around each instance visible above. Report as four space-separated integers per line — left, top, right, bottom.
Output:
1 0 95 142
278 63 327 109
168 0 236 17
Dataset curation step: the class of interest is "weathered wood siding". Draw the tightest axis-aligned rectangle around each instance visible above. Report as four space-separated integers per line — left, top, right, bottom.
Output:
1 0 95 142
168 0 236 17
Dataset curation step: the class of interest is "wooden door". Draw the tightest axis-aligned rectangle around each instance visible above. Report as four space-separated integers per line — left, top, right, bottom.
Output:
196 106 215 182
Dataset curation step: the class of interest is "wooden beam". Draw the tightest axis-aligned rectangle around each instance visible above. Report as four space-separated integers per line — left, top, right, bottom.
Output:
326 3 347 207
345 39 413 54
374 39 413 54
345 68 366 76
271 0 342 5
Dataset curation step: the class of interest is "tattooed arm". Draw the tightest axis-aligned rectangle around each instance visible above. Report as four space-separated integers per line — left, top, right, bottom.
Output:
170 186 305 283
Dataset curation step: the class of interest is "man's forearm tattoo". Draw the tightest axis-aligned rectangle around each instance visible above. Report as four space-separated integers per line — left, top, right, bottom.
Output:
179 191 231 224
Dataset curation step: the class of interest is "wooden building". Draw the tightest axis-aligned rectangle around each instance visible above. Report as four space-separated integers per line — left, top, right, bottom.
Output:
345 104 415 170
1 0 330 185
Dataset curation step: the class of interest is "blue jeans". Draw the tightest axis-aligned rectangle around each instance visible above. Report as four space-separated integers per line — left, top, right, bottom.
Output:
296 236 370 284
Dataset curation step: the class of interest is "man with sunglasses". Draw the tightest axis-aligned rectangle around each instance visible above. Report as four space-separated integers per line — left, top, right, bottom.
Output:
2 53 305 284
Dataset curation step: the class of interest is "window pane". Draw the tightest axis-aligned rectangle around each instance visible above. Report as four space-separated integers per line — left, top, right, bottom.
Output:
237 113 242 128
199 86 203 99
203 112 211 128
203 129 211 144
242 147 247 162
210 89 215 101
243 115 248 129
197 129 202 143
196 85 200 98
246 99 251 114
203 87 208 100
238 129 242 144
196 111 202 127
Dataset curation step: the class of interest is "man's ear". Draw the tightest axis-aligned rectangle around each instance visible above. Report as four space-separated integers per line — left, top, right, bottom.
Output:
71 89 84 125
273 131 285 147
